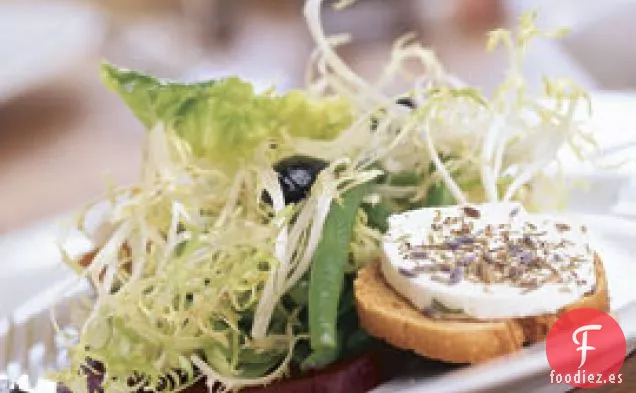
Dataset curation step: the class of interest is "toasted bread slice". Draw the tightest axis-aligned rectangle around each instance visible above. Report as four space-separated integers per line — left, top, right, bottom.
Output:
354 255 609 364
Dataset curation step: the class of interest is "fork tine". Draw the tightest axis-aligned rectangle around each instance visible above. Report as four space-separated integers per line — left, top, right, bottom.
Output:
8 315 28 382
24 315 36 386
28 342 45 389
4 317 19 378
43 312 58 373
27 310 55 388
0 316 10 373
0 288 87 389
1 303 67 388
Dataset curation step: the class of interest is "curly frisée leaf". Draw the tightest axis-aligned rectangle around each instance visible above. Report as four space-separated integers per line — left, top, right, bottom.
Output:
56 215 292 391
304 0 593 208
51 124 299 392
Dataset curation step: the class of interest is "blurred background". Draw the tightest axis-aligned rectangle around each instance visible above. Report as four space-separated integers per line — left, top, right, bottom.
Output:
1 0 636 233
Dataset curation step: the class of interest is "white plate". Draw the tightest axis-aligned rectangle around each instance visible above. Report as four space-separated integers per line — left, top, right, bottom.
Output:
2 93 636 391
1 210 635 393
0 1 105 102
554 92 636 218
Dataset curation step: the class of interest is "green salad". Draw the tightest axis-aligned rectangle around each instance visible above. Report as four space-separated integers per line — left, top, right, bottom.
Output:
53 1 595 392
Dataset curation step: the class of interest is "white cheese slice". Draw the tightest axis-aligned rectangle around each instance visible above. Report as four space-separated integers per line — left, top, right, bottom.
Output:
381 203 597 319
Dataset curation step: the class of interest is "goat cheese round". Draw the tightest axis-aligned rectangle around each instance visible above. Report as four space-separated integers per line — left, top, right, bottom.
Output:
381 203 597 319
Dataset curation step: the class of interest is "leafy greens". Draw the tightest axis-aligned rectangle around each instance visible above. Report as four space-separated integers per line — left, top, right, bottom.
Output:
53 2 594 393
102 63 353 171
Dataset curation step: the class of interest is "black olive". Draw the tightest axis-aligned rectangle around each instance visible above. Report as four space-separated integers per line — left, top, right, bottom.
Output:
263 155 329 205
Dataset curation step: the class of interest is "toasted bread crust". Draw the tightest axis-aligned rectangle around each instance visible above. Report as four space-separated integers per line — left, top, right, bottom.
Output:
354 255 609 364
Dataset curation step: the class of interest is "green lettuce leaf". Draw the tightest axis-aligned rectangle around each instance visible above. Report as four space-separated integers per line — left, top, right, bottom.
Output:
100 62 217 128
101 62 352 170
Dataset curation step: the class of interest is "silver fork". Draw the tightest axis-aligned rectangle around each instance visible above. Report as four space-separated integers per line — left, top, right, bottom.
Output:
0 211 94 392
0 282 87 393
0 311 59 392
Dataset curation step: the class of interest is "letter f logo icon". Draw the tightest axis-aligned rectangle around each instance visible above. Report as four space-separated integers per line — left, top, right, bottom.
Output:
572 324 602 368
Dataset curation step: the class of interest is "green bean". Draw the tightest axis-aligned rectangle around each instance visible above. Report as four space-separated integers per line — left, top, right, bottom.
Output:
361 201 391 233
303 299 373 370
387 170 422 186
308 183 370 352
426 181 455 206
300 346 340 371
